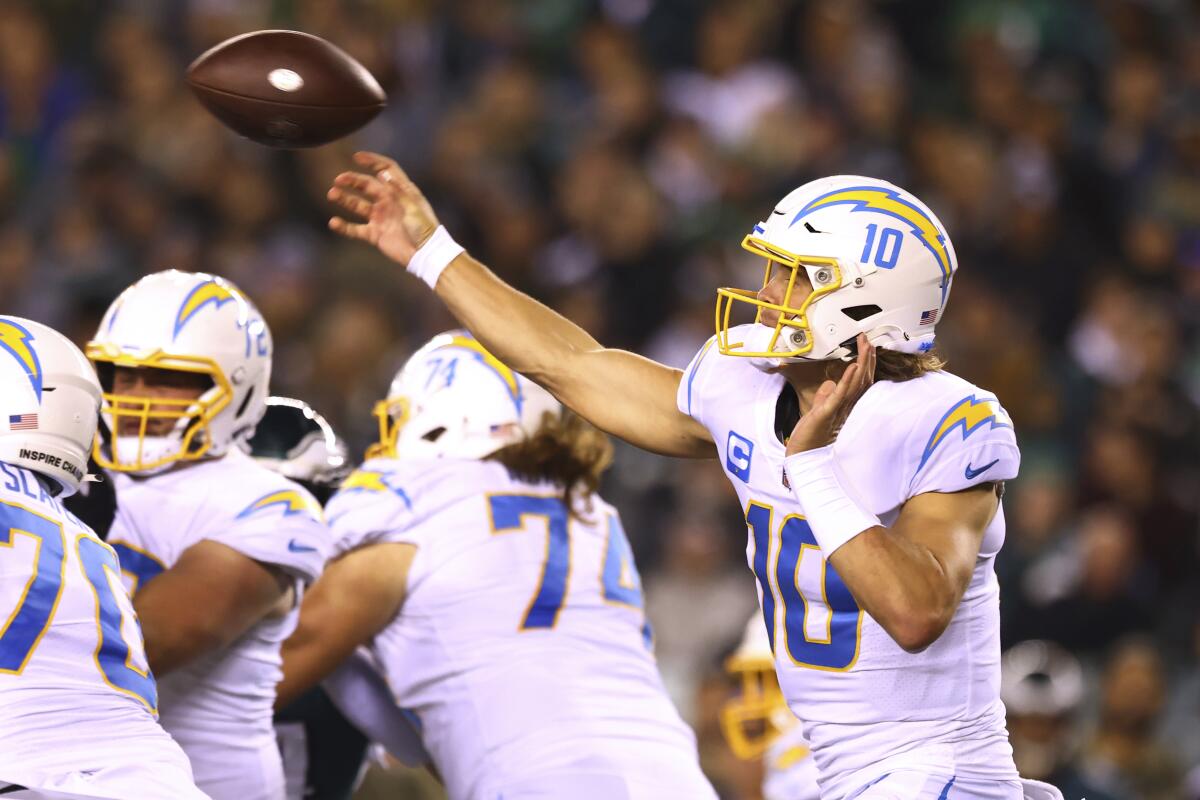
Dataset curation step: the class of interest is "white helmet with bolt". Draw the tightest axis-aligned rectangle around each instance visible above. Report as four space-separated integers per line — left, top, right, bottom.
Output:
0 316 101 495
87 270 272 474
368 330 561 462
716 175 958 367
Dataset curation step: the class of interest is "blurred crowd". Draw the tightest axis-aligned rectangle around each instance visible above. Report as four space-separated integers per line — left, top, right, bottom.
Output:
2 0 1198 797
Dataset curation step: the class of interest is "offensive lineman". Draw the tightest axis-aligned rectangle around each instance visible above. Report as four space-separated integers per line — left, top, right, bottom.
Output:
0 315 206 799
325 153 1062 800
85 272 330 800
276 331 717 800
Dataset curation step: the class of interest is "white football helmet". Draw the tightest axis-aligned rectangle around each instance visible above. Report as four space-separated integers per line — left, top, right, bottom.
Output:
368 331 561 462
716 175 958 366
87 270 272 474
720 615 798 761
0 316 101 495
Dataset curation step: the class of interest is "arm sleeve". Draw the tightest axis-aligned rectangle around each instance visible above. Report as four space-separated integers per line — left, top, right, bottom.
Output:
328 461 487 557
204 503 328 585
907 394 1020 498
675 336 717 424
324 460 453 556
326 490 415 558
321 648 429 766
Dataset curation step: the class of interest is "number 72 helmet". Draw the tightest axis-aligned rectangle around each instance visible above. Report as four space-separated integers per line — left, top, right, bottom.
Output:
86 270 272 473
0 316 101 495
716 175 958 365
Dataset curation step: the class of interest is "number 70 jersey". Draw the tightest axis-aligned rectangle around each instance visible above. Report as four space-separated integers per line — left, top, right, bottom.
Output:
678 328 1021 797
0 462 201 794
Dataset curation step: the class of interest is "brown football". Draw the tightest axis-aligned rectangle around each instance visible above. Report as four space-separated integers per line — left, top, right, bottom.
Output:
186 30 386 148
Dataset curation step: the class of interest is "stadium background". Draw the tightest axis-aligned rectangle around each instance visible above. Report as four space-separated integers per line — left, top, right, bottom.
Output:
2 0 1198 797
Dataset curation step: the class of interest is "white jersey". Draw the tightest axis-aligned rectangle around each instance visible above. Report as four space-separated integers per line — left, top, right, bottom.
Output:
679 327 1020 798
324 458 716 800
0 462 205 799
107 449 329 800
764 724 821 800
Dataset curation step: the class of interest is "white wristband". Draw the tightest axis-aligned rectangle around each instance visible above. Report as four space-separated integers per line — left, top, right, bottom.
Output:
407 225 464 289
783 445 880 556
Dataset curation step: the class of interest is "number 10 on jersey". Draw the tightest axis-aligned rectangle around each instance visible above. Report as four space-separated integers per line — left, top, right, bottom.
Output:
747 502 862 671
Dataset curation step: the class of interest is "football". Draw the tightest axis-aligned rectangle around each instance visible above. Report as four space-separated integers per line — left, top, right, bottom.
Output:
186 30 386 148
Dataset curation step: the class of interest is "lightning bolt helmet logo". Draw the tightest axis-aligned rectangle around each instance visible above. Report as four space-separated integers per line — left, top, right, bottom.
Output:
0 318 44 402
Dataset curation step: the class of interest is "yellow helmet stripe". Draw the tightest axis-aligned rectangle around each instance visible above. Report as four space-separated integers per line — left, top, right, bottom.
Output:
443 335 522 411
792 186 952 291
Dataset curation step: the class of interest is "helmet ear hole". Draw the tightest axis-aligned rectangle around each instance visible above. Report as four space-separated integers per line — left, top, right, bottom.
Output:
421 427 446 443
234 386 255 419
841 304 882 321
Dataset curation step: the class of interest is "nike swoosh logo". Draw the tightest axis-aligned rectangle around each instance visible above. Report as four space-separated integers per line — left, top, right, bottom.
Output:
287 539 318 553
964 459 1000 479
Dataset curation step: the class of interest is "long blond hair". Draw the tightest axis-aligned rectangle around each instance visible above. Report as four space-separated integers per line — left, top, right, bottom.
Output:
485 411 613 513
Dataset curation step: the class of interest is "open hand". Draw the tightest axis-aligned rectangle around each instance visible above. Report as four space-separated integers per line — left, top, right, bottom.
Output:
785 334 876 455
327 151 440 266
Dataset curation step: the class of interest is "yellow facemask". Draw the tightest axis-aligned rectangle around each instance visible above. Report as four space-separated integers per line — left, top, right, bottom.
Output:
364 396 409 460
85 344 232 472
720 651 793 760
715 234 844 360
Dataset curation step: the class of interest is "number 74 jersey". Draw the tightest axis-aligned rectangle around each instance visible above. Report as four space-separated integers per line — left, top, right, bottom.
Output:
679 328 1021 797
0 463 203 796
325 458 713 800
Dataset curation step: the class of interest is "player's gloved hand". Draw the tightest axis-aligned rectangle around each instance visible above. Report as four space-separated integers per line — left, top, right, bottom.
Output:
327 151 441 267
784 333 875 455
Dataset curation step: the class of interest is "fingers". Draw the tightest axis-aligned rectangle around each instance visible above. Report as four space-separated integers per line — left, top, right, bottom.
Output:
354 151 419 193
813 364 860 418
334 171 389 200
328 216 373 242
811 379 838 409
353 151 400 173
326 186 373 219
834 362 861 402
859 333 876 389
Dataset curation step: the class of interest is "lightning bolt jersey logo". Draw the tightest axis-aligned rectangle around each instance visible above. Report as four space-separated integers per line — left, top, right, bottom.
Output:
791 186 954 296
0 318 43 402
236 489 324 522
339 470 413 509
917 394 1012 472
174 279 242 339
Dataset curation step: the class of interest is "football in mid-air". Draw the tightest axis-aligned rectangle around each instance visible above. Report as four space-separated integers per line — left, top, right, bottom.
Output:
186 30 386 148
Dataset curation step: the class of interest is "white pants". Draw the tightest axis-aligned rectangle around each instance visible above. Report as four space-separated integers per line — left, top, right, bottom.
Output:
845 772 1063 800
186 744 285 800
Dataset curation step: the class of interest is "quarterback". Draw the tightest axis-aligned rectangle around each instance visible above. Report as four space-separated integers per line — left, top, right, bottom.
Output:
277 331 716 800
0 316 206 798
85 272 330 800
327 153 1062 800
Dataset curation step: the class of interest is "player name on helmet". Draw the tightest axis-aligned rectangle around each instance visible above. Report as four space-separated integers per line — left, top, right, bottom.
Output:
18 448 85 481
